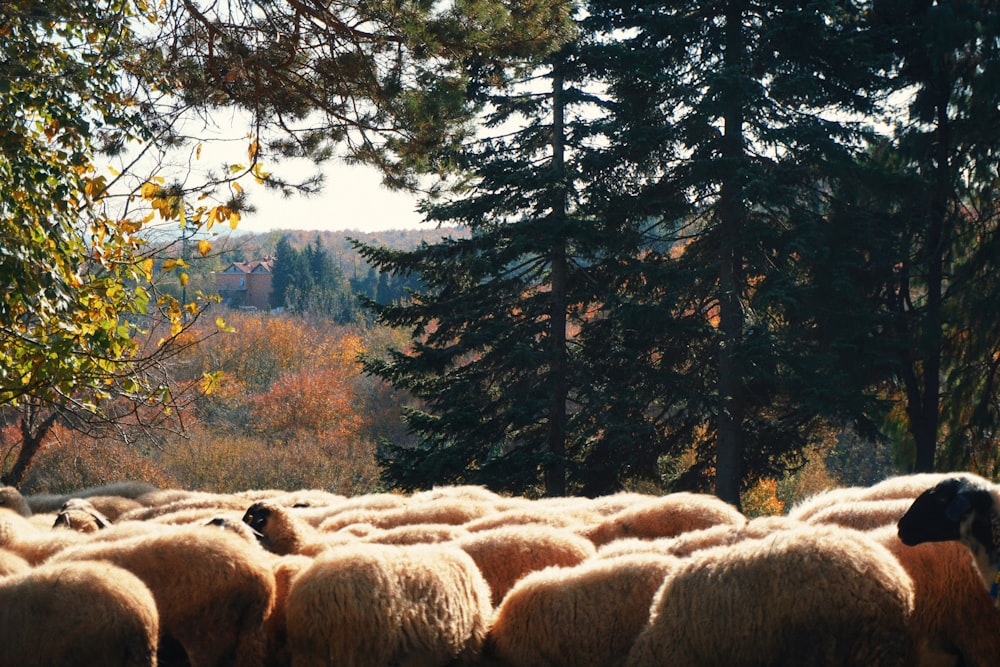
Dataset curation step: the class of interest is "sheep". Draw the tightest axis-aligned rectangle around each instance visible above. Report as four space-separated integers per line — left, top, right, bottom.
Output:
363 522 470 546
50 524 276 667
0 485 32 517
595 514 800 560
52 497 113 533
453 525 597 606
0 548 30 576
624 525 916 667
285 542 493 667
24 480 158 514
0 560 159 667
785 486 870 522
263 554 314 667
583 491 746 546
243 501 356 556
0 508 86 564
462 506 599 533
803 497 917 531
897 475 1000 592
119 491 250 521
869 524 1000 667
486 553 679 667
318 498 496 533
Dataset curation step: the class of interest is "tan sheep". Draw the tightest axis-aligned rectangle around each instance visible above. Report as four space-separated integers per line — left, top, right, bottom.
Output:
243 501 357 556
803 497 917 531
119 491 250 521
462 506 599 533
0 485 32 517
52 497 113 533
363 522 470 546
25 480 158 514
0 548 30 576
264 553 314 667
624 525 916 667
0 560 159 667
50 524 276 667
319 497 496 533
869 525 1000 667
486 553 679 667
595 514 800 560
583 491 746 546
285 542 493 667
0 508 86 564
454 525 597 606
785 486 870 522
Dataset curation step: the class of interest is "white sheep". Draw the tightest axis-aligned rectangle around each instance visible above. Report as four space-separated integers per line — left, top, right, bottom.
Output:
624 525 916 667
583 491 746 546
803 497 917 531
0 560 159 667
0 485 32 517
487 553 679 667
454 525 597 606
0 508 85 564
285 542 493 667
50 524 276 667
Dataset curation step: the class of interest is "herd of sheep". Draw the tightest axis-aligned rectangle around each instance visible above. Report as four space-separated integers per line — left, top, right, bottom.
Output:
0 471 997 667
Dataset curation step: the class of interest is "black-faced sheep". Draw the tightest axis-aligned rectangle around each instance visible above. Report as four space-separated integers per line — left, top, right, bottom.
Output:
897 475 1000 591
486 553 679 667
454 525 597 606
0 560 159 667
869 525 1000 667
50 525 276 667
624 525 916 667
285 542 493 667
583 492 746 546
243 501 355 556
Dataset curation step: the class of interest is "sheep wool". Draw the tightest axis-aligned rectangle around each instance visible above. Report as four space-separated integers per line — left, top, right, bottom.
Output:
455 525 597 606
285 542 493 667
803 498 917 532
584 492 746 546
870 525 1000 667
0 486 31 517
0 560 159 667
487 553 679 667
50 525 276 667
244 501 355 556
624 526 916 667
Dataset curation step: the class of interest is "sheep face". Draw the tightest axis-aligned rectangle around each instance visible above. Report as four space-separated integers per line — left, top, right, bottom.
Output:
898 477 996 556
242 503 273 546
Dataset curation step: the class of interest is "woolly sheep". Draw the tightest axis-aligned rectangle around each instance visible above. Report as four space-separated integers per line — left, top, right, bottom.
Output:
897 475 1000 592
119 491 250 522
24 480 158 514
263 553 314 667
785 486 871 522
454 525 597 606
624 525 916 667
53 497 113 533
363 522 470 546
583 492 746 546
595 515 800 561
50 524 276 667
803 497 917 531
243 501 356 556
0 560 159 667
869 525 1000 667
318 498 496 532
0 548 29 576
487 553 679 667
462 506 599 533
285 542 493 667
0 508 85 564
0 486 32 517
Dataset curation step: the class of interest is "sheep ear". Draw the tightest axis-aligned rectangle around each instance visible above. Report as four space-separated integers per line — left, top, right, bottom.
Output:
945 490 973 522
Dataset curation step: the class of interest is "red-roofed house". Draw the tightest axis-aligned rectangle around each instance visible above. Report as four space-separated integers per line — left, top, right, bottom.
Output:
215 258 274 310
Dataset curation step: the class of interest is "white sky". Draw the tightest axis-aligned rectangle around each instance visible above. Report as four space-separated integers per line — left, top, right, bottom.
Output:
234 160 428 235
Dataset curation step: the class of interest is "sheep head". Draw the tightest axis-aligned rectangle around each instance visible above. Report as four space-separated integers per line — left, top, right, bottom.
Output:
898 477 1000 568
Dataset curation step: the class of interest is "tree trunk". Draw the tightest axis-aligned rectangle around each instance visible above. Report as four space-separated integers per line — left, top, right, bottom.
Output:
2 404 58 487
544 60 569 497
714 0 748 509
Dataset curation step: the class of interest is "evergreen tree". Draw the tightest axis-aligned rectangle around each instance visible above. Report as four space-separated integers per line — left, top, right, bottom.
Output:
356 44 610 496
576 0 887 505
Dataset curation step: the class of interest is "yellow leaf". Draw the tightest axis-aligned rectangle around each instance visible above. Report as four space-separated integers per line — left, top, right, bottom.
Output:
108 166 120 177
179 272 189 287
197 239 211 257
248 139 259 161
196 143 202 160
140 182 160 199
232 181 243 195
229 211 240 229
